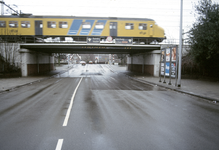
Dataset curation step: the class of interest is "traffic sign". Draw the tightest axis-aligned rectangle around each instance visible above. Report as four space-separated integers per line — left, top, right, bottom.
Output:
115 38 132 44
87 37 100 43
106 36 113 42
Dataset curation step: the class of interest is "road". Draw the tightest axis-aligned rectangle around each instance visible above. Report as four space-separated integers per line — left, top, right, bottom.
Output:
0 64 219 150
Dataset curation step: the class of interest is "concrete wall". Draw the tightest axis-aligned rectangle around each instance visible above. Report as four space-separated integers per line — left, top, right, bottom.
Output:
19 49 54 76
127 50 160 76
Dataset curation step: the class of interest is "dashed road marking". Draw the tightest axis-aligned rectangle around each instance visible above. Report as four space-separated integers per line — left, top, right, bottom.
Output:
55 139 63 150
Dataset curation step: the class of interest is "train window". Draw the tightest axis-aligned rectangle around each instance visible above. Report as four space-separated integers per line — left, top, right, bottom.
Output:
110 23 116 29
139 23 147 30
82 22 91 29
0 21 6 28
59 21 68 28
21 21 30 28
125 23 134 30
9 21 18 28
95 22 104 29
47 21 56 28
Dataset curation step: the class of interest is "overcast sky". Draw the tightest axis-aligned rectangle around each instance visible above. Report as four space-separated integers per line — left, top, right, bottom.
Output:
1 0 219 42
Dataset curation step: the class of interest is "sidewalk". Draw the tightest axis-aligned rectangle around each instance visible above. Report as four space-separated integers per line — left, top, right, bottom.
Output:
109 65 219 103
1 64 219 103
0 64 73 93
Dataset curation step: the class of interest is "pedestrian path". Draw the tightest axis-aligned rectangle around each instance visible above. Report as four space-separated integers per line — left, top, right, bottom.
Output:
0 64 73 93
109 64 219 103
134 76 219 102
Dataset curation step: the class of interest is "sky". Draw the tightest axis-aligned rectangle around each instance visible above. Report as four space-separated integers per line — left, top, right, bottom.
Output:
1 0 219 43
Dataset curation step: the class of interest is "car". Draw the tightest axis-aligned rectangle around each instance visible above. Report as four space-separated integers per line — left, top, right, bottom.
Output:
80 61 86 66
89 61 93 64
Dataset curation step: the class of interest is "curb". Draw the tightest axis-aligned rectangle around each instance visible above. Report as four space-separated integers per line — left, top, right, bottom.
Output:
0 65 74 94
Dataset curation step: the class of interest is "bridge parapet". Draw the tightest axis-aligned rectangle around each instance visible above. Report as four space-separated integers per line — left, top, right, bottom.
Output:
20 43 160 54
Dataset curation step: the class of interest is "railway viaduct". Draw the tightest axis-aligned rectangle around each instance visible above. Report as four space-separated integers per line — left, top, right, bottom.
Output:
19 43 161 76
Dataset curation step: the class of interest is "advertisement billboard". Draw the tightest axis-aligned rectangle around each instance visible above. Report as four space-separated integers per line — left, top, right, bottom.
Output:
160 46 177 78
166 48 170 62
161 63 165 75
172 47 176 61
161 50 165 61
165 62 170 76
171 62 176 78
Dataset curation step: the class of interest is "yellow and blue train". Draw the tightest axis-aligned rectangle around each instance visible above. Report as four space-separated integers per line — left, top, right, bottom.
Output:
0 15 165 44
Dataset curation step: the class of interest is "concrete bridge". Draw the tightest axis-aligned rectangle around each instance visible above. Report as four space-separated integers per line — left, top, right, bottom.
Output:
19 43 161 76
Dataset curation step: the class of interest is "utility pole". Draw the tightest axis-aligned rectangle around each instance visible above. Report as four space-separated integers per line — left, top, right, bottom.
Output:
177 0 183 87
0 1 20 15
1 0 4 15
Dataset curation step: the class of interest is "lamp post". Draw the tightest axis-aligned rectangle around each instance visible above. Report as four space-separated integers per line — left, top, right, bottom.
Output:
177 0 183 87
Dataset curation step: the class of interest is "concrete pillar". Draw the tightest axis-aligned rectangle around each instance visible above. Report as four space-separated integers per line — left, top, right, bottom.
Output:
19 49 54 76
131 55 133 71
142 54 145 74
19 49 30 76
152 50 161 77
36 52 39 74
126 50 161 76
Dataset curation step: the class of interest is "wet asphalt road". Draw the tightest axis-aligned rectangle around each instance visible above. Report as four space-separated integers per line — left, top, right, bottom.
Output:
0 64 219 150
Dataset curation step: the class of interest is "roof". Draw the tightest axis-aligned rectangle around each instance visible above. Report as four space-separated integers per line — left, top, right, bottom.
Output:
0 15 154 21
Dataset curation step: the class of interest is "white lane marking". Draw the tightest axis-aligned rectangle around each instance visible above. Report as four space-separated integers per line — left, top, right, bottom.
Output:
110 77 116 81
55 139 63 150
55 79 63 83
63 77 83 126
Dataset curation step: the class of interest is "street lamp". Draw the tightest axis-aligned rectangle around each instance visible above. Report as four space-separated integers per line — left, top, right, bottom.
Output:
177 0 183 87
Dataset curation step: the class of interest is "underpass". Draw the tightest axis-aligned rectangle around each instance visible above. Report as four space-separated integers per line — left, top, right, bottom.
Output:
19 43 161 76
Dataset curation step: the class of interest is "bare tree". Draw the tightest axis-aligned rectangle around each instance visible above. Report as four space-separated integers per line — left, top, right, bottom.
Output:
0 33 20 72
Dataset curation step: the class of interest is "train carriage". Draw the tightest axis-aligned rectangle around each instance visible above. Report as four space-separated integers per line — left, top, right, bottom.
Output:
0 15 166 44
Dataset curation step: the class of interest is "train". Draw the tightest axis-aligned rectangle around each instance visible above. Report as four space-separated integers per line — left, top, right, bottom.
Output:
0 15 165 44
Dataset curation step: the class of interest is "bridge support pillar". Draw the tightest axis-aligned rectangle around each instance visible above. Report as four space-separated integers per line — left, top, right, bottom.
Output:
19 49 54 76
127 50 160 77
142 55 145 74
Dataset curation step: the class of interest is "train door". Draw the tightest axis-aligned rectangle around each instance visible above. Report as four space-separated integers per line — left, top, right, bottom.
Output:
149 24 153 37
35 20 43 35
110 22 117 37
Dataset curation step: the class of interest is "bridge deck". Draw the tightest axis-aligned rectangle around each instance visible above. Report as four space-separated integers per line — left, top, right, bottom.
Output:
20 43 161 54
